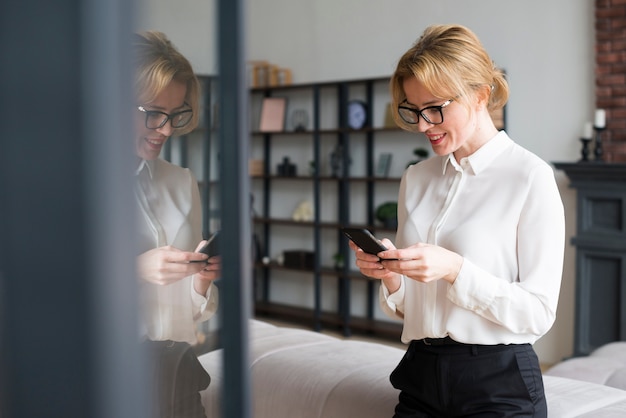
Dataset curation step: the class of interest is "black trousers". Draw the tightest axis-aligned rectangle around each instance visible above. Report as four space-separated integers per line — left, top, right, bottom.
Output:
144 340 211 418
390 339 547 418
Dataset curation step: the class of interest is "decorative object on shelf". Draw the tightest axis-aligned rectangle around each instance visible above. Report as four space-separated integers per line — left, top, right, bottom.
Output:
292 200 314 222
329 144 351 177
347 100 368 130
308 160 316 176
376 201 398 229
283 250 315 270
406 147 429 167
594 109 606 162
277 156 297 176
249 60 271 87
259 97 287 132
291 109 309 132
269 66 292 87
375 153 393 177
579 122 593 162
332 253 345 270
249 159 264 176
249 61 292 87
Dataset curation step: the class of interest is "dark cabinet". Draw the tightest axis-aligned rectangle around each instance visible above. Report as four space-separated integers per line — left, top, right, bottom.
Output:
553 162 626 356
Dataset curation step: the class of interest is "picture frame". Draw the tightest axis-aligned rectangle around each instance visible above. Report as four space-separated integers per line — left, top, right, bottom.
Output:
375 153 392 178
259 97 287 132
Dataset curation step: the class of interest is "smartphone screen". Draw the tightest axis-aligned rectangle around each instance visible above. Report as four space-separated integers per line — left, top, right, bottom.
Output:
341 227 388 255
192 230 220 262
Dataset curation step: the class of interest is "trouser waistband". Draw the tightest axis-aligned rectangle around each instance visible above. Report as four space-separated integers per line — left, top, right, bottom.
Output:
416 336 463 346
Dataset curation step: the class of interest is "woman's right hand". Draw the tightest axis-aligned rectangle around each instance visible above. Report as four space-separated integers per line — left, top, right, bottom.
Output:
137 246 209 285
349 238 401 293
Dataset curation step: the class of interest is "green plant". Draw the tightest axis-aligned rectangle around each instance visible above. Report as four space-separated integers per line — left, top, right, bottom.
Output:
375 201 398 223
407 147 429 167
332 253 345 269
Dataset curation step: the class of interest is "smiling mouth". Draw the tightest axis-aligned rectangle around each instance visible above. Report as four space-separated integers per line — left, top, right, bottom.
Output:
145 137 165 147
427 133 445 144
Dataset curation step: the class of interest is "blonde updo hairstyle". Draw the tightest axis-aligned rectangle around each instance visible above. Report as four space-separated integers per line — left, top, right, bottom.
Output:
133 31 200 135
390 24 508 131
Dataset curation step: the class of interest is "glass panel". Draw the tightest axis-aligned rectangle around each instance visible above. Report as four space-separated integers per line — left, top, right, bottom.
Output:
133 2 233 416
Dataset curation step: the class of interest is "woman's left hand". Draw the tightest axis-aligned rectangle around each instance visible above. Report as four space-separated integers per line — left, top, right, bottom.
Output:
378 242 463 284
192 241 221 296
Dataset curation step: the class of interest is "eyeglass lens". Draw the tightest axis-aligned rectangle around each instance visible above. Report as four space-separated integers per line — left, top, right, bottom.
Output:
140 107 193 129
398 105 444 125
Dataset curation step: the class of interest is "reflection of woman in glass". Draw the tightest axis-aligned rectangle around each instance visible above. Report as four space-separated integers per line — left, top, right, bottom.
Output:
134 31 219 418
349 24 564 417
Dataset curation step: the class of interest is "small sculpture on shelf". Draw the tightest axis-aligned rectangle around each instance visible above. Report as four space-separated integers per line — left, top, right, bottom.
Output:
292 109 309 132
309 160 317 176
329 144 351 177
277 156 297 176
292 200 313 222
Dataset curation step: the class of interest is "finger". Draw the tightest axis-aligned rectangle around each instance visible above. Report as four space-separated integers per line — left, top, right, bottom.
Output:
355 248 381 262
196 268 220 281
194 240 209 252
379 238 397 250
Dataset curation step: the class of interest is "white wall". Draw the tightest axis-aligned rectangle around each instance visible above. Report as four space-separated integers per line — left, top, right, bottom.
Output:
136 0 595 365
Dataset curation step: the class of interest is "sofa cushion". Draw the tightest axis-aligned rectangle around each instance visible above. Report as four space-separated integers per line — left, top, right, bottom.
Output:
545 342 626 391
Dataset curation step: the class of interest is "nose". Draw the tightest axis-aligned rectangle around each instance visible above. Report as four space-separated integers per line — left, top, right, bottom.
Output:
415 117 433 132
156 120 175 137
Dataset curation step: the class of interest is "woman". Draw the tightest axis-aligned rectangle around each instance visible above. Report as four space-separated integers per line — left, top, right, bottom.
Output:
349 24 564 417
133 31 219 418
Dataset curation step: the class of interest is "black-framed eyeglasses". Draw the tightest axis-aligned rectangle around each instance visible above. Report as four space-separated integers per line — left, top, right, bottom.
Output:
398 99 453 125
137 105 193 129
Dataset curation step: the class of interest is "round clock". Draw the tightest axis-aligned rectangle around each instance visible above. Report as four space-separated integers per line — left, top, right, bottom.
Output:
347 100 368 130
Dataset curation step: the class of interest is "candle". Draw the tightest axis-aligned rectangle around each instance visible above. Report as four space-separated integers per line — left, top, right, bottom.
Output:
594 109 606 128
582 122 593 139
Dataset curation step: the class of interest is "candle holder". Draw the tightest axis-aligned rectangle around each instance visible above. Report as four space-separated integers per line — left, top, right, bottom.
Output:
579 138 592 162
593 126 605 162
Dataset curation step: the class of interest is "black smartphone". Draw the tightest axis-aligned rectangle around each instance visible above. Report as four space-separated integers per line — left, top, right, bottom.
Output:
192 230 220 262
341 227 388 255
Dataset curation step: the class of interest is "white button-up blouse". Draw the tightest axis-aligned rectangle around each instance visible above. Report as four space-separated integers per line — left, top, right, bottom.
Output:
381 131 565 345
136 158 218 345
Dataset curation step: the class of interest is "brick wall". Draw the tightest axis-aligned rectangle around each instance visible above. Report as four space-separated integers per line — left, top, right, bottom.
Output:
596 0 626 162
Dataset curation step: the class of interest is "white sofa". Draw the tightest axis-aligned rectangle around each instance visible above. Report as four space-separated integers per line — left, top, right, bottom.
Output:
199 320 626 417
545 342 626 391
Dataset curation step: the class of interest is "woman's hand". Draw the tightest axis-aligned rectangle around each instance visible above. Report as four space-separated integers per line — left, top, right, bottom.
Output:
379 242 463 284
137 245 209 286
348 238 402 293
193 254 221 295
191 239 221 295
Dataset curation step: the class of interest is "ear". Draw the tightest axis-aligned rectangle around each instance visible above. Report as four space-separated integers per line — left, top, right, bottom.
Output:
474 85 492 110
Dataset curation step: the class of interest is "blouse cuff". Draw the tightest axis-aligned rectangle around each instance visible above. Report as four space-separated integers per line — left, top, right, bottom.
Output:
381 277 405 311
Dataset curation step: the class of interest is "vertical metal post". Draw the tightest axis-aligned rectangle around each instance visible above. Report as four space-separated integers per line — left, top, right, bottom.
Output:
218 0 252 417
0 1 144 417
312 86 322 331
81 2 149 417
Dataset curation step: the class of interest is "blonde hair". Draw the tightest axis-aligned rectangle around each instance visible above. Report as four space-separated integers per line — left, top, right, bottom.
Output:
390 24 508 131
133 31 200 135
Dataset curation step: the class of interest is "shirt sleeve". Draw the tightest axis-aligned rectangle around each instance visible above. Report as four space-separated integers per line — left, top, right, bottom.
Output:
191 281 219 322
447 163 565 337
379 277 406 319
